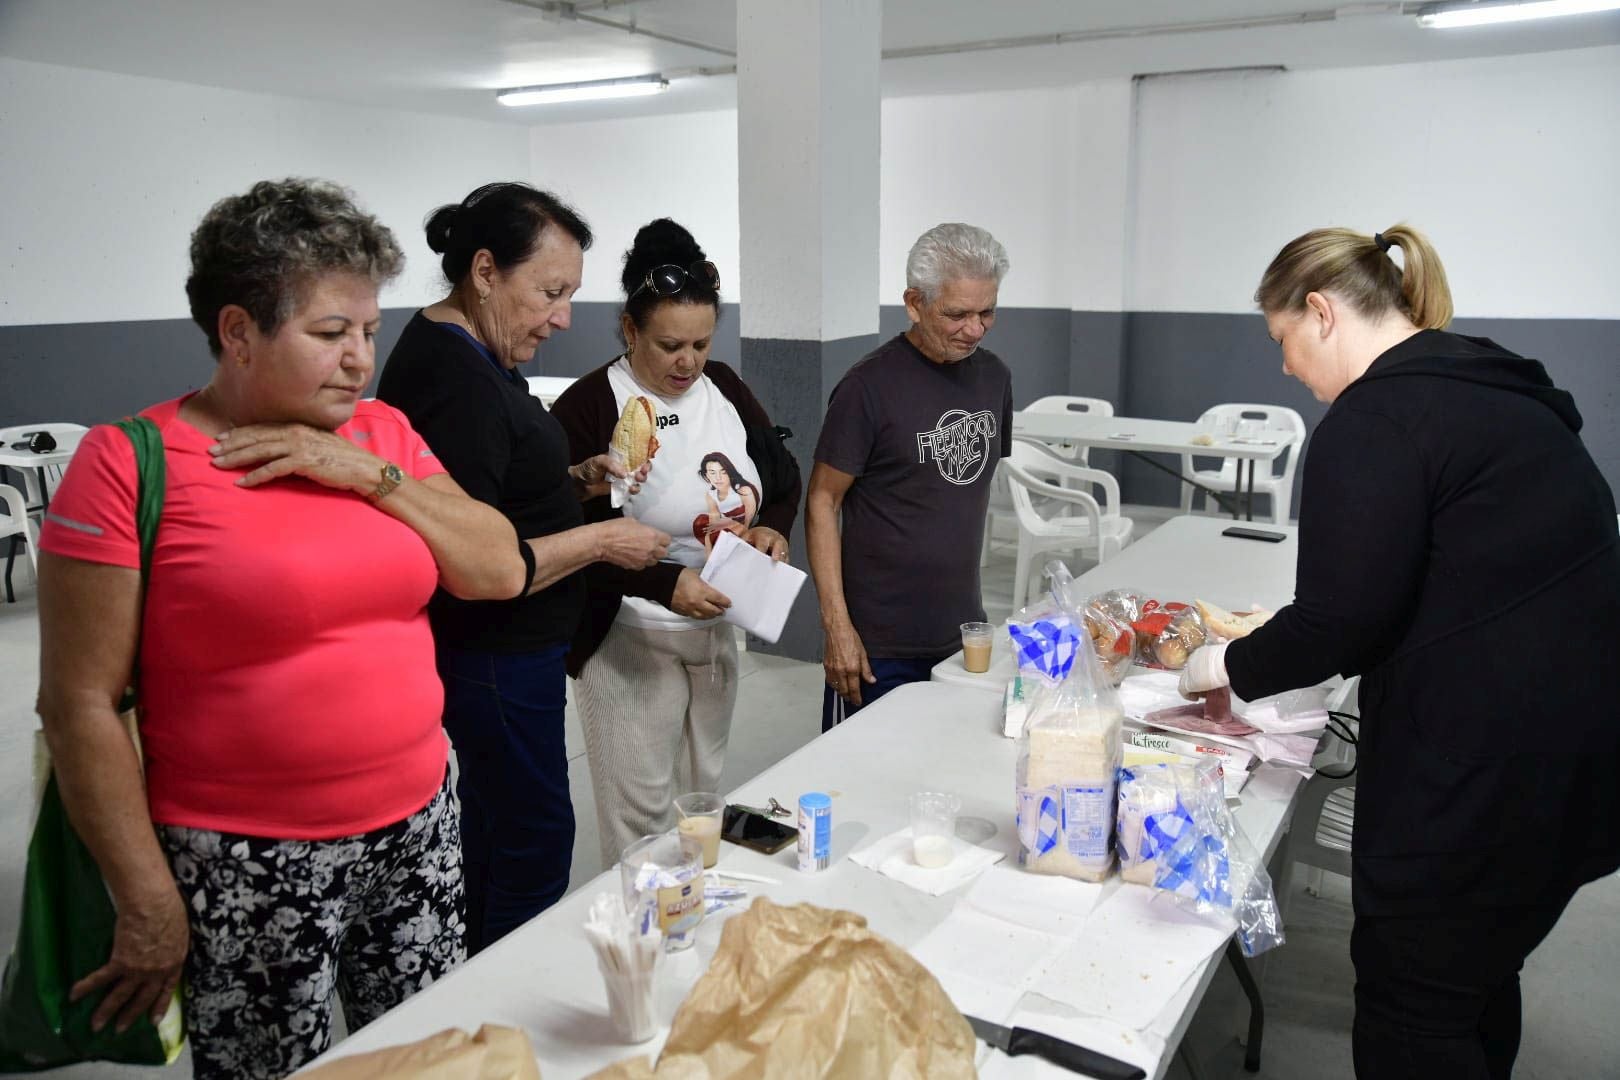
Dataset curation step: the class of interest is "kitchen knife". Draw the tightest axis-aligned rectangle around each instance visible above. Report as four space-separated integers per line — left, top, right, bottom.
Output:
966 1014 1146 1079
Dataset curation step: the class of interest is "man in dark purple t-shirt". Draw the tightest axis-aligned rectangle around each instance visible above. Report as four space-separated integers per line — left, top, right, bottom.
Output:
807 223 1014 730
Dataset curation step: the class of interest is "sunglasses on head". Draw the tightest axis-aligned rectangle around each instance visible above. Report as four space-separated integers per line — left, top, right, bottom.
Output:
8 431 57 453
631 260 720 301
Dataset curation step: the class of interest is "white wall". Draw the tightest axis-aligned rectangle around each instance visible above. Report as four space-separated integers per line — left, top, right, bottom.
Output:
530 111 739 308
8 43 1618 330
1130 46 1620 319
0 58 529 327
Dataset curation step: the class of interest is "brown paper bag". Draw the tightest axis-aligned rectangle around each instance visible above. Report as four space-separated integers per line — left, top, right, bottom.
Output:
590 897 975 1080
299 1023 542 1080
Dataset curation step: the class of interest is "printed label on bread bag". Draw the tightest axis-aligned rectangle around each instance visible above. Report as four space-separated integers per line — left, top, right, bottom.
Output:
1062 785 1110 860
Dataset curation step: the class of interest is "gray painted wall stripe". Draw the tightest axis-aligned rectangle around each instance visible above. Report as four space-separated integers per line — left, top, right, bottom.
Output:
4 306 1614 512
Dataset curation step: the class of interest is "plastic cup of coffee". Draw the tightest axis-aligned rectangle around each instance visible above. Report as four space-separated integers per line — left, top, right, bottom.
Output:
674 792 725 868
619 832 704 952
909 791 962 869
960 621 994 673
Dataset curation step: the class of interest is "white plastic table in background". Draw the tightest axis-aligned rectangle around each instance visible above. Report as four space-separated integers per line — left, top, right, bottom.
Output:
301 691 1306 1080
934 514 1299 692
0 427 86 510
526 375 577 408
1012 411 1291 521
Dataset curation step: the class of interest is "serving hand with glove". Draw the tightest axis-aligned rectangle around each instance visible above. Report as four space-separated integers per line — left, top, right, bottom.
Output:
1178 642 1231 699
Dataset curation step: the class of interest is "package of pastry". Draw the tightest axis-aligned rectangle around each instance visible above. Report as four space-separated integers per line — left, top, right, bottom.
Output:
1129 600 1207 671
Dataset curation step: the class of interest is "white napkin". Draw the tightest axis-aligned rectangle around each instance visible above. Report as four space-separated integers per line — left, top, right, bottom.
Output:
698 530 807 644
959 864 1107 938
849 827 1005 896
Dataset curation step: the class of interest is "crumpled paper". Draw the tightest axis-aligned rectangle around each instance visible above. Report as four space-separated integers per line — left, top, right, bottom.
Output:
588 897 976 1080
298 1024 541 1079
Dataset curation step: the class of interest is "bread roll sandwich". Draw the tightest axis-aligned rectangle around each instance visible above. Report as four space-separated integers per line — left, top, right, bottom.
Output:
1194 599 1273 641
610 395 660 469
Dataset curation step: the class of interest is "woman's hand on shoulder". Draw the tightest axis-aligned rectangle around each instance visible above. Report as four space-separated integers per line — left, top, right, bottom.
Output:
209 423 382 495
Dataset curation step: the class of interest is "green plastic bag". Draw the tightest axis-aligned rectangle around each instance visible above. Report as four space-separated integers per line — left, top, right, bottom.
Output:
0 417 185 1069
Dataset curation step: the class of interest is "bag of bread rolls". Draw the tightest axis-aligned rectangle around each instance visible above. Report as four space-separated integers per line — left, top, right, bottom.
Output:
1013 562 1124 883
1129 600 1207 671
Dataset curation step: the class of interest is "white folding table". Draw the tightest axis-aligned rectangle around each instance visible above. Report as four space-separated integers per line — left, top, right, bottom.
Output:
1012 411 1292 521
300 516 1309 1080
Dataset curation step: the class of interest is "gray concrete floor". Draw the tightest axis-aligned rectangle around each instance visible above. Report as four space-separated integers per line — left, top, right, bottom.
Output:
2 516 1616 1078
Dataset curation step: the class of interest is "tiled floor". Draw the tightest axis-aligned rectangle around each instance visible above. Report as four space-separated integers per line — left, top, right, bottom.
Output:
2 516 1616 1078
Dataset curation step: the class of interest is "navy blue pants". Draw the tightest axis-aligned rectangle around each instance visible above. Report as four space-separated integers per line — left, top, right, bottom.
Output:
436 644 573 953
821 654 951 733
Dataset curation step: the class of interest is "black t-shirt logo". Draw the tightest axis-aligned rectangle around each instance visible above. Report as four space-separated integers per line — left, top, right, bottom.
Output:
915 409 997 486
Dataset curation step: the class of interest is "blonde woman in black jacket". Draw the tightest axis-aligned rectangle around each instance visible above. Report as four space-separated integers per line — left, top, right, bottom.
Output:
1181 224 1620 1079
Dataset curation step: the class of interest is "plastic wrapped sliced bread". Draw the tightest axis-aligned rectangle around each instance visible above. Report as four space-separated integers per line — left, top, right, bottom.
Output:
1013 561 1125 883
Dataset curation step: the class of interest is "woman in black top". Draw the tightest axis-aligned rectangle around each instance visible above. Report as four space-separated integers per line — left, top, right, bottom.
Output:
1180 224 1620 1078
376 183 668 952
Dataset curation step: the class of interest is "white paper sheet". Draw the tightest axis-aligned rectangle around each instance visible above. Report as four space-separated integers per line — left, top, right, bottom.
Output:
912 907 1065 1026
697 530 807 644
1027 882 1232 1030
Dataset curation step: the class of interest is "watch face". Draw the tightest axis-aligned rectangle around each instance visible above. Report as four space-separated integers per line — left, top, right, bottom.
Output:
384 463 405 483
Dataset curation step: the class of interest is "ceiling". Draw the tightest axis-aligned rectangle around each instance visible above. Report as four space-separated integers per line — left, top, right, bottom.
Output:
2 0 1617 125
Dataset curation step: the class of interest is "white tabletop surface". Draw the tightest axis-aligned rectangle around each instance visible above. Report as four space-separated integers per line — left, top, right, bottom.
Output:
1013 411 1288 462
935 515 1299 692
301 516 1309 1080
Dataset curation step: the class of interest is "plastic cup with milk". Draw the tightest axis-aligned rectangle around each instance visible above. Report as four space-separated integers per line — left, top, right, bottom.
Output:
909 791 962 869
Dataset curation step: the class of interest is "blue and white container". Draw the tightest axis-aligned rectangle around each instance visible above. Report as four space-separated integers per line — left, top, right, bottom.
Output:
797 792 832 873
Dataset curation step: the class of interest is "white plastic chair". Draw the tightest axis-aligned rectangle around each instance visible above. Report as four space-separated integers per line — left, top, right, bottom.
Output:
1178 405 1304 524
1285 676 1359 906
1 483 39 603
0 422 89 509
981 437 1074 566
1003 442 1134 607
1022 395 1114 466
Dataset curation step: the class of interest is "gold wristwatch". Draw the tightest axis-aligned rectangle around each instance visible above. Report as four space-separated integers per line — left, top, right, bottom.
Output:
368 461 405 502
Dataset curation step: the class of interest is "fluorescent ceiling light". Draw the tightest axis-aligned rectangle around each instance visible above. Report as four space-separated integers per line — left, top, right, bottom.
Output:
497 75 668 106
1418 0 1620 28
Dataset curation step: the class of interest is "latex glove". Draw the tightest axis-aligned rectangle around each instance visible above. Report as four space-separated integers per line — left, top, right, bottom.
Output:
1179 642 1231 699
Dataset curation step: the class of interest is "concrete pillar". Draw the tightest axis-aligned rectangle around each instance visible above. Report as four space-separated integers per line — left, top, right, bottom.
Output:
736 0 882 662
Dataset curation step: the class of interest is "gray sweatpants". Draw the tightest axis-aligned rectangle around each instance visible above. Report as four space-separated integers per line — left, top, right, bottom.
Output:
578 619 739 868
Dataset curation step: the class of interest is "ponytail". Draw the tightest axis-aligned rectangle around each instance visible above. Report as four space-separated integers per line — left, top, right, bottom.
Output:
1255 223 1453 329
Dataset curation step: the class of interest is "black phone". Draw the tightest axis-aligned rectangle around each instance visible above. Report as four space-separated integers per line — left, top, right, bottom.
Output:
721 805 799 855
1221 526 1287 543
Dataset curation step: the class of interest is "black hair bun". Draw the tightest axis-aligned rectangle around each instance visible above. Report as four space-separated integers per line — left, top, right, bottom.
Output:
621 218 707 295
423 205 459 254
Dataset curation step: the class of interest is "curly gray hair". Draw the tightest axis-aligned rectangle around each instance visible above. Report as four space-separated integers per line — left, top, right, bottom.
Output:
905 223 1010 302
185 178 405 357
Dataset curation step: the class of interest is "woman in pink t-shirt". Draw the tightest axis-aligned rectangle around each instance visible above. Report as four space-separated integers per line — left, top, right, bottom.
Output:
34 180 667 1080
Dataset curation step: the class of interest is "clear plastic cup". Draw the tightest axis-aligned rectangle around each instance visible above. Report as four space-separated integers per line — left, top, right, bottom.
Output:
619 832 704 951
960 621 994 674
910 791 962 869
674 791 725 868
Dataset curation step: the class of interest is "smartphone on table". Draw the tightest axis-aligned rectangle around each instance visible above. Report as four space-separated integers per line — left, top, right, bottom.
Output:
721 804 799 855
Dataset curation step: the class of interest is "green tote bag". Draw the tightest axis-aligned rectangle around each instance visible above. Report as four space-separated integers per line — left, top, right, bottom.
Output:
0 416 185 1069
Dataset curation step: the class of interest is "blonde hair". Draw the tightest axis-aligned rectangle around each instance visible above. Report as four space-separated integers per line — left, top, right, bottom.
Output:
1254 223 1453 330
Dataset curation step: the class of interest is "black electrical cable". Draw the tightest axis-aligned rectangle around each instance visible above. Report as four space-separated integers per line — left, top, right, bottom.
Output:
1317 709 1359 779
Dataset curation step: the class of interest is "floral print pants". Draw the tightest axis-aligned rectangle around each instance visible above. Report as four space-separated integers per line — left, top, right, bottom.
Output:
156 775 467 1080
